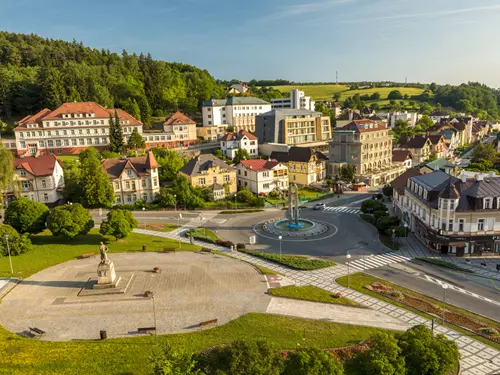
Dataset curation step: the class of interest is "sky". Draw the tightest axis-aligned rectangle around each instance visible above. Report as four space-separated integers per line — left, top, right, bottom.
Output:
2 0 500 86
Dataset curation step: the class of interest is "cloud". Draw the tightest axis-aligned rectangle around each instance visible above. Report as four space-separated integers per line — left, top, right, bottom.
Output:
342 4 500 23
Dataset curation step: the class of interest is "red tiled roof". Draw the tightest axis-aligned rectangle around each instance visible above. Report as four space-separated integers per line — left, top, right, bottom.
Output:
239 159 280 171
220 129 258 141
13 155 61 176
106 108 142 126
164 111 196 126
337 120 387 133
17 108 51 127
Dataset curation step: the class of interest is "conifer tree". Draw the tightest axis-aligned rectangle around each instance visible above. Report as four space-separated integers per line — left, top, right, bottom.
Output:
114 110 124 153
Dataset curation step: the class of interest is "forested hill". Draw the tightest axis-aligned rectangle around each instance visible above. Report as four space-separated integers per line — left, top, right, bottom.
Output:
0 31 224 126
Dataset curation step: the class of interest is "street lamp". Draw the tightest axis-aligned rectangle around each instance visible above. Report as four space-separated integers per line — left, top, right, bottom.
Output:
5 235 13 274
346 254 352 289
442 283 448 324
150 291 158 341
174 194 177 212
142 207 146 229
178 213 181 249
278 235 283 261
234 193 238 210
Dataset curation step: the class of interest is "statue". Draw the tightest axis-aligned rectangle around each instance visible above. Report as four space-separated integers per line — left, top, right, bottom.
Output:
286 184 301 228
94 241 120 289
99 242 109 263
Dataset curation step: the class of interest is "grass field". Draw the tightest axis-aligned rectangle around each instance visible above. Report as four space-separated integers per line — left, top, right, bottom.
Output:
269 285 361 307
186 227 221 244
0 313 390 375
272 84 426 103
0 229 200 278
56 154 79 163
241 250 335 270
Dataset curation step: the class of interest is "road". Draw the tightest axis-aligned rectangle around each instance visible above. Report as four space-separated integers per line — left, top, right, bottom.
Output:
457 135 496 168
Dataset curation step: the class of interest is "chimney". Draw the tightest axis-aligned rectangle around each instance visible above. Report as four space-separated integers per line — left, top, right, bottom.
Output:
461 174 466 183
489 171 495 177
475 174 483 182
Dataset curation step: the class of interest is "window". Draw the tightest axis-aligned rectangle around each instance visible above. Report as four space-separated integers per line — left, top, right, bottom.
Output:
478 219 485 231
153 177 158 187
47 140 54 147
79 139 85 145
263 183 270 189
198 178 206 186
142 179 146 187
263 171 269 177
432 215 436 227
41 179 46 188
127 195 132 203
213 176 217 184
441 220 446 231
116 196 121 203
20 170 26 177
448 219 453 231
43 193 48 202
131 182 136 190
458 219 464 232
71 139 77 146
449 200 455 210
126 169 133 177
484 198 493 209
126 182 130 189
115 182 119 190
224 175 230 183
56 140 62 146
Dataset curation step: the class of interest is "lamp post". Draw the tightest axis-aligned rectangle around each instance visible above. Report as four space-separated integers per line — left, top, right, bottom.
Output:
142 207 146 229
174 194 177 212
278 235 283 262
178 214 181 249
235 193 238 210
346 253 351 289
404 223 408 241
5 235 13 274
150 291 158 341
442 283 448 324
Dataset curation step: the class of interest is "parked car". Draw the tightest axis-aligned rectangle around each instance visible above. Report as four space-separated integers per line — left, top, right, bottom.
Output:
313 203 326 210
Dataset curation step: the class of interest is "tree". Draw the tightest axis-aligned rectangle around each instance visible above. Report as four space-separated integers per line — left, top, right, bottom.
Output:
382 185 393 198
345 332 405 375
333 92 341 101
213 149 224 159
428 152 438 162
128 128 146 150
397 325 459 375
232 148 250 164
108 112 117 152
153 148 188 182
61 159 84 204
0 224 32 256
472 143 497 165
388 90 403 100
226 126 235 132
370 92 381 100
47 203 94 239
115 110 124 152
4 197 49 234
0 119 7 135
283 346 344 375
429 82 438 92
0 142 15 205
121 98 141 121
237 187 254 203
340 165 356 181
370 103 379 111
151 343 201 375
79 147 115 207
100 209 138 240
415 115 434 130
376 216 400 232
168 175 205 209
138 96 152 128
361 199 387 213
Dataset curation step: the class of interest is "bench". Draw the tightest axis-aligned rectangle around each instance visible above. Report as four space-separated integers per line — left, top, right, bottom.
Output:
80 253 95 259
163 248 176 253
29 327 46 336
138 327 156 333
199 319 217 328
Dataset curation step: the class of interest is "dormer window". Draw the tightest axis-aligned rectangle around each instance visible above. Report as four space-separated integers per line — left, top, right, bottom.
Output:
484 198 493 209
126 169 132 177
20 170 26 176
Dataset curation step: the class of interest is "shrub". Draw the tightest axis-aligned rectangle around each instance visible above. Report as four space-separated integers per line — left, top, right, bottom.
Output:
479 327 499 336
361 199 386 213
360 213 376 226
373 210 389 220
216 239 235 247
0 224 32 256
389 290 404 299
236 243 246 250
99 209 138 240
47 203 94 239
4 197 49 234
376 216 400 232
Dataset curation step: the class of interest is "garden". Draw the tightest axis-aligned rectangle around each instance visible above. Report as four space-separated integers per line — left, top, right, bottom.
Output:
241 250 335 270
268 285 361 307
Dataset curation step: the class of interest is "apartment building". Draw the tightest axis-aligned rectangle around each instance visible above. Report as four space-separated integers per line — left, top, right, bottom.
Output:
328 120 405 186
220 130 258 159
101 151 160 205
236 159 288 195
196 125 227 141
14 102 142 156
271 89 315 111
255 109 331 146
143 111 197 149
201 97 271 133
398 171 500 256
271 147 328 186
8 155 65 205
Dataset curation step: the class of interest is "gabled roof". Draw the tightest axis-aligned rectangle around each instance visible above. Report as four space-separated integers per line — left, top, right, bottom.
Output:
13 155 61 177
101 151 159 179
424 158 455 171
452 121 466 131
396 135 430 149
220 129 258 142
336 111 363 121
179 154 235 177
239 159 281 172
336 120 387 133
271 147 328 163
390 168 422 194
164 111 196 126
427 134 445 145
392 150 413 163
18 108 51 125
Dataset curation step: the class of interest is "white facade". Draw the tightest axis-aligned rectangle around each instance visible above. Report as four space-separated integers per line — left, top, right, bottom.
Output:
236 160 289 195
111 167 160 205
271 89 315 111
220 132 258 159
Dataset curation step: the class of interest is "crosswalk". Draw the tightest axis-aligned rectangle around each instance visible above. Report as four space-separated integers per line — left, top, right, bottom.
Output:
347 253 412 271
323 206 360 214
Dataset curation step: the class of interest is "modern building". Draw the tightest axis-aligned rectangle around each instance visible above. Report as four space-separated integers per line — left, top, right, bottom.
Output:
143 111 197 149
179 154 237 199
398 170 500 256
255 109 331 146
196 125 227 141
14 102 142 156
271 147 328 186
236 159 289 195
271 89 315 111
392 150 413 169
220 130 258 159
328 120 405 186
101 151 161 205
8 155 65 205
201 97 271 133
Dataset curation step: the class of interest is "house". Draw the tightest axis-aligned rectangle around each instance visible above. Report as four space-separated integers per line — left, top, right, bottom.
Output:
386 111 421 128
220 130 258 159
228 83 249 94
402 171 500 256
143 111 197 149
427 123 460 152
336 110 363 128
450 121 472 147
271 147 328 186
429 110 450 124
271 89 315 111
472 121 489 141
419 158 460 176
394 135 432 164
392 150 413 169
390 168 422 222
179 154 237 199
14 102 142 156
427 134 449 159
196 125 227 141
236 159 288 195
101 151 160 205
8 155 65 205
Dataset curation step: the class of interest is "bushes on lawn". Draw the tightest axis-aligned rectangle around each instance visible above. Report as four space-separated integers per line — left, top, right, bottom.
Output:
4 197 49 234
360 214 376 226
361 199 387 213
241 250 335 270
0 224 32 256
47 203 94 239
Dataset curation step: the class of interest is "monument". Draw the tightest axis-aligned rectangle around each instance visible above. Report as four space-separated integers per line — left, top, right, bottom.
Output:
93 242 121 289
286 184 302 229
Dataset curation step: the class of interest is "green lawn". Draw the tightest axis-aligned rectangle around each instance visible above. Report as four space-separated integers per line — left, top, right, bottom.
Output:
269 285 361 307
186 227 221 244
415 258 473 273
241 250 335 270
255 264 282 276
297 187 329 202
0 229 201 278
0 313 391 375
143 223 179 232
56 154 79 164
336 273 500 350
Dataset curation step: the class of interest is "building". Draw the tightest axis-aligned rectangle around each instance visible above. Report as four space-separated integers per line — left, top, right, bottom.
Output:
236 159 288 195
8 155 65 205
201 97 271 133
394 135 432 164
14 102 142 156
196 125 227 141
179 154 237 199
392 150 413 169
419 158 460 176
427 123 460 151
228 82 249 95
429 110 450 124
391 168 422 225
336 110 363 128
399 171 500 256
328 120 405 186
427 134 449 159
271 147 328 186
271 89 315 111
220 130 258 159
385 111 421 128
255 109 331 146
101 151 160 205
1 138 16 153
143 111 197 149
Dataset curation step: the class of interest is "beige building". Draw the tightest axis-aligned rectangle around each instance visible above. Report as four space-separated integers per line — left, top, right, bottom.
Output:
101 151 160 205
196 125 227 141
328 120 405 185
271 147 328 186
394 135 433 164
144 111 197 149
179 154 237 200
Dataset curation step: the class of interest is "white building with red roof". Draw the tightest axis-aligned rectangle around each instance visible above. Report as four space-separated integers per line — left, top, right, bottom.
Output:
143 111 197 149
219 130 258 159
14 102 142 156
235 158 288 195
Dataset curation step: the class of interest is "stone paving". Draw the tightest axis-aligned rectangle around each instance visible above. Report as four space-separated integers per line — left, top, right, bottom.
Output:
134 227 500 375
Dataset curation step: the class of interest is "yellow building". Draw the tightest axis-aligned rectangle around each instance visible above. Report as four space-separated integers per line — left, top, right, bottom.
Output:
271 147 328 186
196 125 227 141
179 154 237 200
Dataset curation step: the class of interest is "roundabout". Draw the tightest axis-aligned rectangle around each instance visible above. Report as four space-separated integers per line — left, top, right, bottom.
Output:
256 218 337 241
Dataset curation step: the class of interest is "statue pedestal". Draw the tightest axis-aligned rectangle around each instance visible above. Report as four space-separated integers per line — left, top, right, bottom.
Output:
93 260 121 289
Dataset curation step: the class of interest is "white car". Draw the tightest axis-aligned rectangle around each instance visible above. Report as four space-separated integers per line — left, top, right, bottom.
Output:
313 203 326 210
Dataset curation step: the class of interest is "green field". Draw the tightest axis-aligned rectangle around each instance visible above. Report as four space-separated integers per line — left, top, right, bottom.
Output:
272 84 426 103
56 154 79 163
